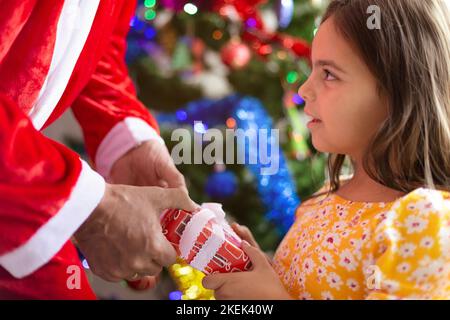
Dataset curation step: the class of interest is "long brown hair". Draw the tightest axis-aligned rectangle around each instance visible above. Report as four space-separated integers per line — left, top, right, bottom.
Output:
318 0 450 195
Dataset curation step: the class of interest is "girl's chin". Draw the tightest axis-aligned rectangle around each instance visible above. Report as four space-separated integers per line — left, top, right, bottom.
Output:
310 136 332 154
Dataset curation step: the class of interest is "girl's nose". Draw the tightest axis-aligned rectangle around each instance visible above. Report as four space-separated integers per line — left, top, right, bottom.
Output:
298 77 315 102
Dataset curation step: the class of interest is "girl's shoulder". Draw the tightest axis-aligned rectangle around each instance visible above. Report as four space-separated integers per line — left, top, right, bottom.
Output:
390 187 450 213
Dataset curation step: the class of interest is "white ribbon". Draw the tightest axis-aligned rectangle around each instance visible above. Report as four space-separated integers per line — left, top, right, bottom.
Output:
176 203 241 272
178 208 216 260
190 223 225 272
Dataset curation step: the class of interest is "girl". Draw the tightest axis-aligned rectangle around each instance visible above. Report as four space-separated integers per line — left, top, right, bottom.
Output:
202 0 450 299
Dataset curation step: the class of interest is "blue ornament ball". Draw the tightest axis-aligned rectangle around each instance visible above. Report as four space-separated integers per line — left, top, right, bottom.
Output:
205 171 238 199
276 0 294 29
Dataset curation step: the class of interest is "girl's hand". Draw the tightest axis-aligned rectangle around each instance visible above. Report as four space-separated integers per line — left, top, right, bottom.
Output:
231 223 273 265
202 241 292 300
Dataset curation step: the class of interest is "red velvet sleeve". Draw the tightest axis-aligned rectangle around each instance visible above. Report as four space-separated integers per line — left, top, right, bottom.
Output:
71 0 163 179
0 94 105 279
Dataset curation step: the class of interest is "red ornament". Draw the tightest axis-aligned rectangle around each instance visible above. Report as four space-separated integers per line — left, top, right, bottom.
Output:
220 39 252 69
160 204 252 274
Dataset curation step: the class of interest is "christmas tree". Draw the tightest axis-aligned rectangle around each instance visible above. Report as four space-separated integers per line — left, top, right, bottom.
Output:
126 0 328 251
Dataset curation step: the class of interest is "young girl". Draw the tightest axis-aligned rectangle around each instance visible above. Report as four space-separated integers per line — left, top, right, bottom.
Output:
202 0 450 300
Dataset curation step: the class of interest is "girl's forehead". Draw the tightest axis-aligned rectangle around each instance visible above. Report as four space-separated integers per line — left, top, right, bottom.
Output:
312 18 370 76
312 19 349 60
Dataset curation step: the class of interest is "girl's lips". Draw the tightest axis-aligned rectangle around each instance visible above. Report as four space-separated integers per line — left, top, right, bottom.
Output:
307 118 322 128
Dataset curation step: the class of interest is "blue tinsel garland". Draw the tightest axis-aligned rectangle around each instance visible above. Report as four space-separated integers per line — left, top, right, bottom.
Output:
157 95 300 234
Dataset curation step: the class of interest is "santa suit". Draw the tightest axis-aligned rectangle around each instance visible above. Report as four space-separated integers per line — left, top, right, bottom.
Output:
0 0 162 299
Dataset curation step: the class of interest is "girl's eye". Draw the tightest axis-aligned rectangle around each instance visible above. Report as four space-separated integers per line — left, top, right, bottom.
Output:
323 69 337 81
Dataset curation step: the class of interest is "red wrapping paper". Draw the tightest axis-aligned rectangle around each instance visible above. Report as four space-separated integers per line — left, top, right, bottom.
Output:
160 205 252 274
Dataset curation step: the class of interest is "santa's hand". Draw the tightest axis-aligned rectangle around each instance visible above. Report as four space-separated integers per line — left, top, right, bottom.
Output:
109 139 187 191
202 241 292 300
74 184 199 282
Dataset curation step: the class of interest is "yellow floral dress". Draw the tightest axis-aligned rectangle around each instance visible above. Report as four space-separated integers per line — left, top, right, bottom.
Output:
273 187 450 299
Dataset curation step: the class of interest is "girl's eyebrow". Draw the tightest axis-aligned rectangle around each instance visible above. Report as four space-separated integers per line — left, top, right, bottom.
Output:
314 60 347 74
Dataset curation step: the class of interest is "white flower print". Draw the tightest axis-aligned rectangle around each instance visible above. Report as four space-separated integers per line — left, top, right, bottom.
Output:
361 230 370 242
326 272 343 289
321 291 334 300
404 214 429 234
339 249 358 271
297 274 306 289
375 212 388 221
426 258 446 275
294 240 301 251
283 273 290 284
301 239 312 251
291 264 301 279
337 209 347 219
322 232 341 249
350 238 363 251
318 251 334 267
350 215 361 226
316 266 326 278
314 230 323 241
320 205 332 217
346 278 360 292
299 292 313 300
420 283 433 292
320 219 330 229
418 255 433 267
419 236 434 249
333 221 346 231
396 262 411 273
410 266 432 283
341 230 350 238
364 203 374 209
302 258 315 275
415 198 438 216
399 243 416 258
383 280 400 293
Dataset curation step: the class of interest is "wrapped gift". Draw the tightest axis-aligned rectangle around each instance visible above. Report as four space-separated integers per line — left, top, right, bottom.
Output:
161 203 252 274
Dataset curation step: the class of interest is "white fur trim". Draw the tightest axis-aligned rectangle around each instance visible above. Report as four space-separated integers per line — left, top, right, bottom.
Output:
95 117 164 179
0 160 105 278
29 0 100 130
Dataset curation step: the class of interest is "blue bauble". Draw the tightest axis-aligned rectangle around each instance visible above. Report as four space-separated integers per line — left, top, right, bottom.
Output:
276 0 294 29
205 171 238 199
